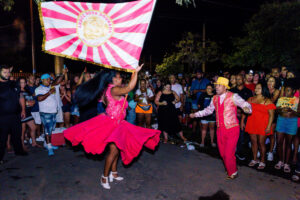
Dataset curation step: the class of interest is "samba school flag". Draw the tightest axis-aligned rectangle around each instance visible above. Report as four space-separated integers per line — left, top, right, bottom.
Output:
39 0 156 72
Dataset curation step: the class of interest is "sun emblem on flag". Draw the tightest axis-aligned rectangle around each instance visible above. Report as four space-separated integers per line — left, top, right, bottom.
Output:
77 10 114 47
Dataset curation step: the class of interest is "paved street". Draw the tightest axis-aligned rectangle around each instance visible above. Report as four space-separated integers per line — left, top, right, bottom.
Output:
1 143 300 200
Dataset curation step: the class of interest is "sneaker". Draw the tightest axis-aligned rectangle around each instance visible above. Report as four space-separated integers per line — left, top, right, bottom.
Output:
48 148 54 156
199 143 205 148
51 145 59 150
36 136 45 142
211 143 217 148
235 153 245 161
24 140 28 144
29 138 32 145
267 152 273 161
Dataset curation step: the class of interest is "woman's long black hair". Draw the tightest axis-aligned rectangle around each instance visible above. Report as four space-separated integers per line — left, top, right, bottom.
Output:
75 69 116 107
17 77 31 94
256 81 271 99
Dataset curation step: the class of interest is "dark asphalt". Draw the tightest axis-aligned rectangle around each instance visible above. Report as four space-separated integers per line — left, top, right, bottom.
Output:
0 143 300 200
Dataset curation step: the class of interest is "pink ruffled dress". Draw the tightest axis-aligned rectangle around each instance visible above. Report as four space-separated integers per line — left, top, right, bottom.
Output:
64 84 161 165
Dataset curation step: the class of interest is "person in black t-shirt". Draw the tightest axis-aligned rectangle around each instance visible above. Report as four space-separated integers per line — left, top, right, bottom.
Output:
230 74 253 160
0 65 27 164
197 84 216 148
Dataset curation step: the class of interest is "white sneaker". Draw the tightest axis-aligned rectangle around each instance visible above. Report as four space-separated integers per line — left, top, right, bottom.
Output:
248 142 251 148
199 143 205 148
267 152 273 161
29 138 32 145
101 175 110 189
36 136 45 142
109 172 124 182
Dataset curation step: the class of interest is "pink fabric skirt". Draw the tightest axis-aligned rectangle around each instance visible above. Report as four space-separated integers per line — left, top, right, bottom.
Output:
64 114 161 165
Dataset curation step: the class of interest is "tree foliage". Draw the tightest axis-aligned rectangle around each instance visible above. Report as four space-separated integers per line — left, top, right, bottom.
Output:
0 0 14 11
156 32 220 76
175 0 195 7
225 2 300 69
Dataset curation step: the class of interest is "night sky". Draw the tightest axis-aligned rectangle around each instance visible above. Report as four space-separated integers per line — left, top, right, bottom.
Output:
0 0 272 73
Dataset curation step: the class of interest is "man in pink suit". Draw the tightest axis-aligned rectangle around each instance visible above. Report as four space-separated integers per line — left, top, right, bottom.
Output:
190 77 252 179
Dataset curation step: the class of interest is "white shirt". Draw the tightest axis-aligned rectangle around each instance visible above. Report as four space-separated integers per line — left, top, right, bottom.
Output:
55 84 63 107
135 88 154 105
195 92 252 118
171 83 183 108
35 85 59 114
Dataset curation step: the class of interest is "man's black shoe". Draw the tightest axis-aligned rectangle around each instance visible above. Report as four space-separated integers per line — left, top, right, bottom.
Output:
15 151 28 156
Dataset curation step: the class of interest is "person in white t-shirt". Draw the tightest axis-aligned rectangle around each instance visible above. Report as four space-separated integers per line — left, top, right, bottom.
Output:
35 73 64 156
135 79 154 128
169 75 184 120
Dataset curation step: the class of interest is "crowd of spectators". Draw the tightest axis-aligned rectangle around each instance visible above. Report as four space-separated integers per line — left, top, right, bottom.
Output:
1 64 300 181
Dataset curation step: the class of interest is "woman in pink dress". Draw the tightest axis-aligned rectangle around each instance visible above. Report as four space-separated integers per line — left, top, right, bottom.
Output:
64 65 161 189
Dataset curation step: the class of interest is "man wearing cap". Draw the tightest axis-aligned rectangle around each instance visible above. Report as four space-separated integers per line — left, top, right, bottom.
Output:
190 77 252 179
35 73 64 156
0 65 28 164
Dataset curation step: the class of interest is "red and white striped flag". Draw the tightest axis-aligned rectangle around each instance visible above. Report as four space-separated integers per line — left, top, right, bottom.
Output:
39 0 156 72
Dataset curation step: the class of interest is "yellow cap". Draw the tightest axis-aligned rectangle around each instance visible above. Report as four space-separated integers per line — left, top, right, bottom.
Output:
214 77 230 89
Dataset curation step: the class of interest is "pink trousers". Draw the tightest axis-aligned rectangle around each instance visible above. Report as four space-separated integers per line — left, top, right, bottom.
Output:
216 126 240 176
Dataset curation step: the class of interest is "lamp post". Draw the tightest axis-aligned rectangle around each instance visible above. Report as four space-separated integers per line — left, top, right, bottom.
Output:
202 23 206 73
30 0 36 74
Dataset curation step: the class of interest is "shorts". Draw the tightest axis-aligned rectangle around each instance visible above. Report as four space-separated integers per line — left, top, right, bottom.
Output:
201 120 216 124
62 104 71 113
192 103 198 110
184 102 192 114
126 109 136 125
40 112 57 135
31 112 41 125
56 107 64 123
276 116 298 135
71 105 80 117
135 104 153 114
21 116 33 123
22 109 33 123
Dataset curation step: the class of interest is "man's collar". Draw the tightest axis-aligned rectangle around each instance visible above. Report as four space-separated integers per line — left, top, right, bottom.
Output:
41 84 50 88
217 91 227 97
